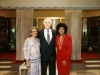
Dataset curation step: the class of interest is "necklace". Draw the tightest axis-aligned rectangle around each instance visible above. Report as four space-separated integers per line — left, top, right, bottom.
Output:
58 35 65 49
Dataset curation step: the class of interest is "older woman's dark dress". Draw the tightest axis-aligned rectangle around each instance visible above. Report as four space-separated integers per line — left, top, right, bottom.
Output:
56 34 72 75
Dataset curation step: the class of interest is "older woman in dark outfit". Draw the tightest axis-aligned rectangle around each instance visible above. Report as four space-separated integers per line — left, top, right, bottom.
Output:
56 23 72 75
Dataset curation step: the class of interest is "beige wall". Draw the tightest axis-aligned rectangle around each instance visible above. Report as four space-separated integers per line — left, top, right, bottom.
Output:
82 10 100 17
0 10 100 18
0 0 100 9
0 10 16 17
35 10 100 18
0 10 65 18
34 10 65 18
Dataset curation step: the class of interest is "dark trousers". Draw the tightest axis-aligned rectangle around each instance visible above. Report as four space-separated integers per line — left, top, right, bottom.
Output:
41 60 56 75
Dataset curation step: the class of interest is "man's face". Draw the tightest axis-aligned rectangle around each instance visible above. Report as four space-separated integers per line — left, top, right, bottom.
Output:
43 18 52 30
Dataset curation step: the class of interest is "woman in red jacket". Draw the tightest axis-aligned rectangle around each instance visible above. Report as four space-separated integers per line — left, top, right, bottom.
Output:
56 23 72 75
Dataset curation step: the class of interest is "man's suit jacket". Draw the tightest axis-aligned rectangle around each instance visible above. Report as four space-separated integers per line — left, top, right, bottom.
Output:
38 29 56 61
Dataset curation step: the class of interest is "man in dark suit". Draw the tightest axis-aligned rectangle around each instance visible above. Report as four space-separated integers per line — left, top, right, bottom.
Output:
38 17 56 75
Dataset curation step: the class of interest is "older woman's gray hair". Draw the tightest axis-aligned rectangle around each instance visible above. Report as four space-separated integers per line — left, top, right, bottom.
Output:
30 26 38 33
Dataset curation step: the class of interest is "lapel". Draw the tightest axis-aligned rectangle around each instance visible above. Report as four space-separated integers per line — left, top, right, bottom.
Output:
50 30 54 43
42 29 48 44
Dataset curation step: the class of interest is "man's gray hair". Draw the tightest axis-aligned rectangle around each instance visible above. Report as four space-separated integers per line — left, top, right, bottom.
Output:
43 17 52 24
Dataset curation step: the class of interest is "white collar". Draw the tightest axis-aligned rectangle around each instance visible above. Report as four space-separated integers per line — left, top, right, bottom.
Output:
44 29 51 32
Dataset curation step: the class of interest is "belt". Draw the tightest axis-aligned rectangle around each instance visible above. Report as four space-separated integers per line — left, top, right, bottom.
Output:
29 58 41 63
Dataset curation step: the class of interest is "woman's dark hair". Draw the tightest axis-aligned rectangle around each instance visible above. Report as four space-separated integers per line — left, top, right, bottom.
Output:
56 23 68 35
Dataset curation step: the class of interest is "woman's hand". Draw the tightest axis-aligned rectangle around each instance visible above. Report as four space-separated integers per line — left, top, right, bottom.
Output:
26 60 30 68
62 60 67 66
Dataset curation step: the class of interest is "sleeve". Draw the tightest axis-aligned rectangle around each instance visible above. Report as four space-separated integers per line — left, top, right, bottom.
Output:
66 36 72 61
23 38 30 60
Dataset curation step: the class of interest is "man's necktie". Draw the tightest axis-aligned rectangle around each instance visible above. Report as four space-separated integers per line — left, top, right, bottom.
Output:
47 30 50 44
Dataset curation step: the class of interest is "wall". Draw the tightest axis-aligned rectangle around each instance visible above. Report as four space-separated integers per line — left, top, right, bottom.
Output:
34 10 65 18
0 10 100 18
82 10 100 17
0 9 16 18
35 10 100 18
0 0 100 9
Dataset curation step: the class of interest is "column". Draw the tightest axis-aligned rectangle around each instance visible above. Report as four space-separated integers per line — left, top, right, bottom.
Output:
16 9 34 60
65 10 82 60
